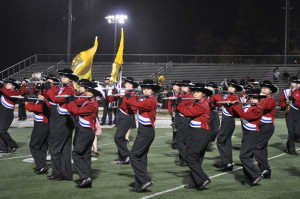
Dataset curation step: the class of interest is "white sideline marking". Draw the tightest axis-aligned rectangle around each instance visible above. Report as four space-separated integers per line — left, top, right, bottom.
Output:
0 155 32 161
140 148 300 199
0 134 172 161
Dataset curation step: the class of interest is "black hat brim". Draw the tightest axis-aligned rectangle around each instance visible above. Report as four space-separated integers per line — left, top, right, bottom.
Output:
4 80 21 89
58 72 79 81
83 85 102 97
140 84 161 92
124 80 139 88
190 87 213 96
260 83 278 93
228 83 243 92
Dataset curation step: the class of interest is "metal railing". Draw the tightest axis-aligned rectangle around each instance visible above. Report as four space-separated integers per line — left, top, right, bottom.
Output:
0 55 37 80
149 61 174 81
35 54 300 65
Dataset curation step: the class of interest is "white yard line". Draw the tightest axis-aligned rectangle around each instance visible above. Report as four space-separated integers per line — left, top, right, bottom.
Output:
0 134 172 161
140 148 300 199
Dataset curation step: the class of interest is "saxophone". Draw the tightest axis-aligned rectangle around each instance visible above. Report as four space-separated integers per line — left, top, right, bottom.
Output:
284 86 294 115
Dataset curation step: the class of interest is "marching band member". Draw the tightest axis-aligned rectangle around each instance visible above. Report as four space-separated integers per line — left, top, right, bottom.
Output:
229 88 265 186
175 80 194 166
126 79 160 192
25 94 51 174
167 80 181 149
205 82 220 152
254 80 277 178
100 76 113 125
284 77 300 155
44 69 78 181
215 79 242 171
280 76 300 154
65 80 101 188
18 78 30 121
108 77 139 164
176 82 213 190
0 78 21 153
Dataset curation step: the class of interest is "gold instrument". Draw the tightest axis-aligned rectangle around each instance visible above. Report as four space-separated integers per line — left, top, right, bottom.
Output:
284 87 294 115
157 75 165 86
31 72 43 81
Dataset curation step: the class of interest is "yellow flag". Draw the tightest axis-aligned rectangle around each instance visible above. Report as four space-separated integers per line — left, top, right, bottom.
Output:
110 29 124 83
71 37 98 80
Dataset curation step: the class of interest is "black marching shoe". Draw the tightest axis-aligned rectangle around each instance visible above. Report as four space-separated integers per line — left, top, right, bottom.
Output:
218 163 234 171
250 176 262 186
261 169 272 179
197 179 211 191
184 184 196 189
74 179 83 184
206 142 214 152
129 181 153 192
175 161 188 167
35 167 48 175
76 177 92 188
116 156 130 164
47 175 62 181
10 145 19 153
285 150 298 155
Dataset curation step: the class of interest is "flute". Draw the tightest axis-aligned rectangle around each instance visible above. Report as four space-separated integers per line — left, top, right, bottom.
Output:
55 95 91 98
162 97 200 100
217 101 257 104
10 96 40 100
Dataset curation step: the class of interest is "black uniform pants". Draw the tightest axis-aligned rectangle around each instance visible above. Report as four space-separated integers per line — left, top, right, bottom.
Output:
185 128 211 187
114 111 134 160
171 112 180 147
176 115 190 163
30 121 50 169
18 101 27 119
240 128 261 181
209 110 220 142
254 122 274 171
286 108 300 152
48 105 58 147
217 114 235 165
0 103 18 151
50 113 75 180
101 101 112 124
72 125 95 180
130 124 155 187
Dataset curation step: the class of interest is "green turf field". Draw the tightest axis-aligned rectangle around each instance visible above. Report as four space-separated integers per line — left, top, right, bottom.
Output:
0 118 299 199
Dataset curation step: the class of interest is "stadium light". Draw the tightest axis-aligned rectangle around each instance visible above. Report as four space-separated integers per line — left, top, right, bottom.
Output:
105 14 128 54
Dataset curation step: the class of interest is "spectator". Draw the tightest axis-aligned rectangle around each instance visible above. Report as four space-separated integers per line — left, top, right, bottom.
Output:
273 68 280 82
282 70 290 81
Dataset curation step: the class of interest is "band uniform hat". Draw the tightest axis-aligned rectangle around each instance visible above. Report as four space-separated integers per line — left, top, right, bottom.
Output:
4 78 22 89
22 77 29 83
139 79 161 92
243 84 254 91
246 88 267 98
58 69 79 81
45 74 60 82
123 77 139 88
179 80 194 87
104 75 111 81
227 79 243 92
259 80 278 93
171 80 181 86
77 79 91 87
190 82 213 96
290 76 300 83
80 80 102 97
205 82 218 89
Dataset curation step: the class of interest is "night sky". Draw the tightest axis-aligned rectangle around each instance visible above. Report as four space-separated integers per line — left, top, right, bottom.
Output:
1 0 300 70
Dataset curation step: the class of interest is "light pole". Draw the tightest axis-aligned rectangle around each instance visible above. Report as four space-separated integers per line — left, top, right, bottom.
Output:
105 15 128 54
67 0 73 62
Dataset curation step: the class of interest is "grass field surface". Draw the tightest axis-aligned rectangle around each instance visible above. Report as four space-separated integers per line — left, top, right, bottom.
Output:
0 118 299 199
